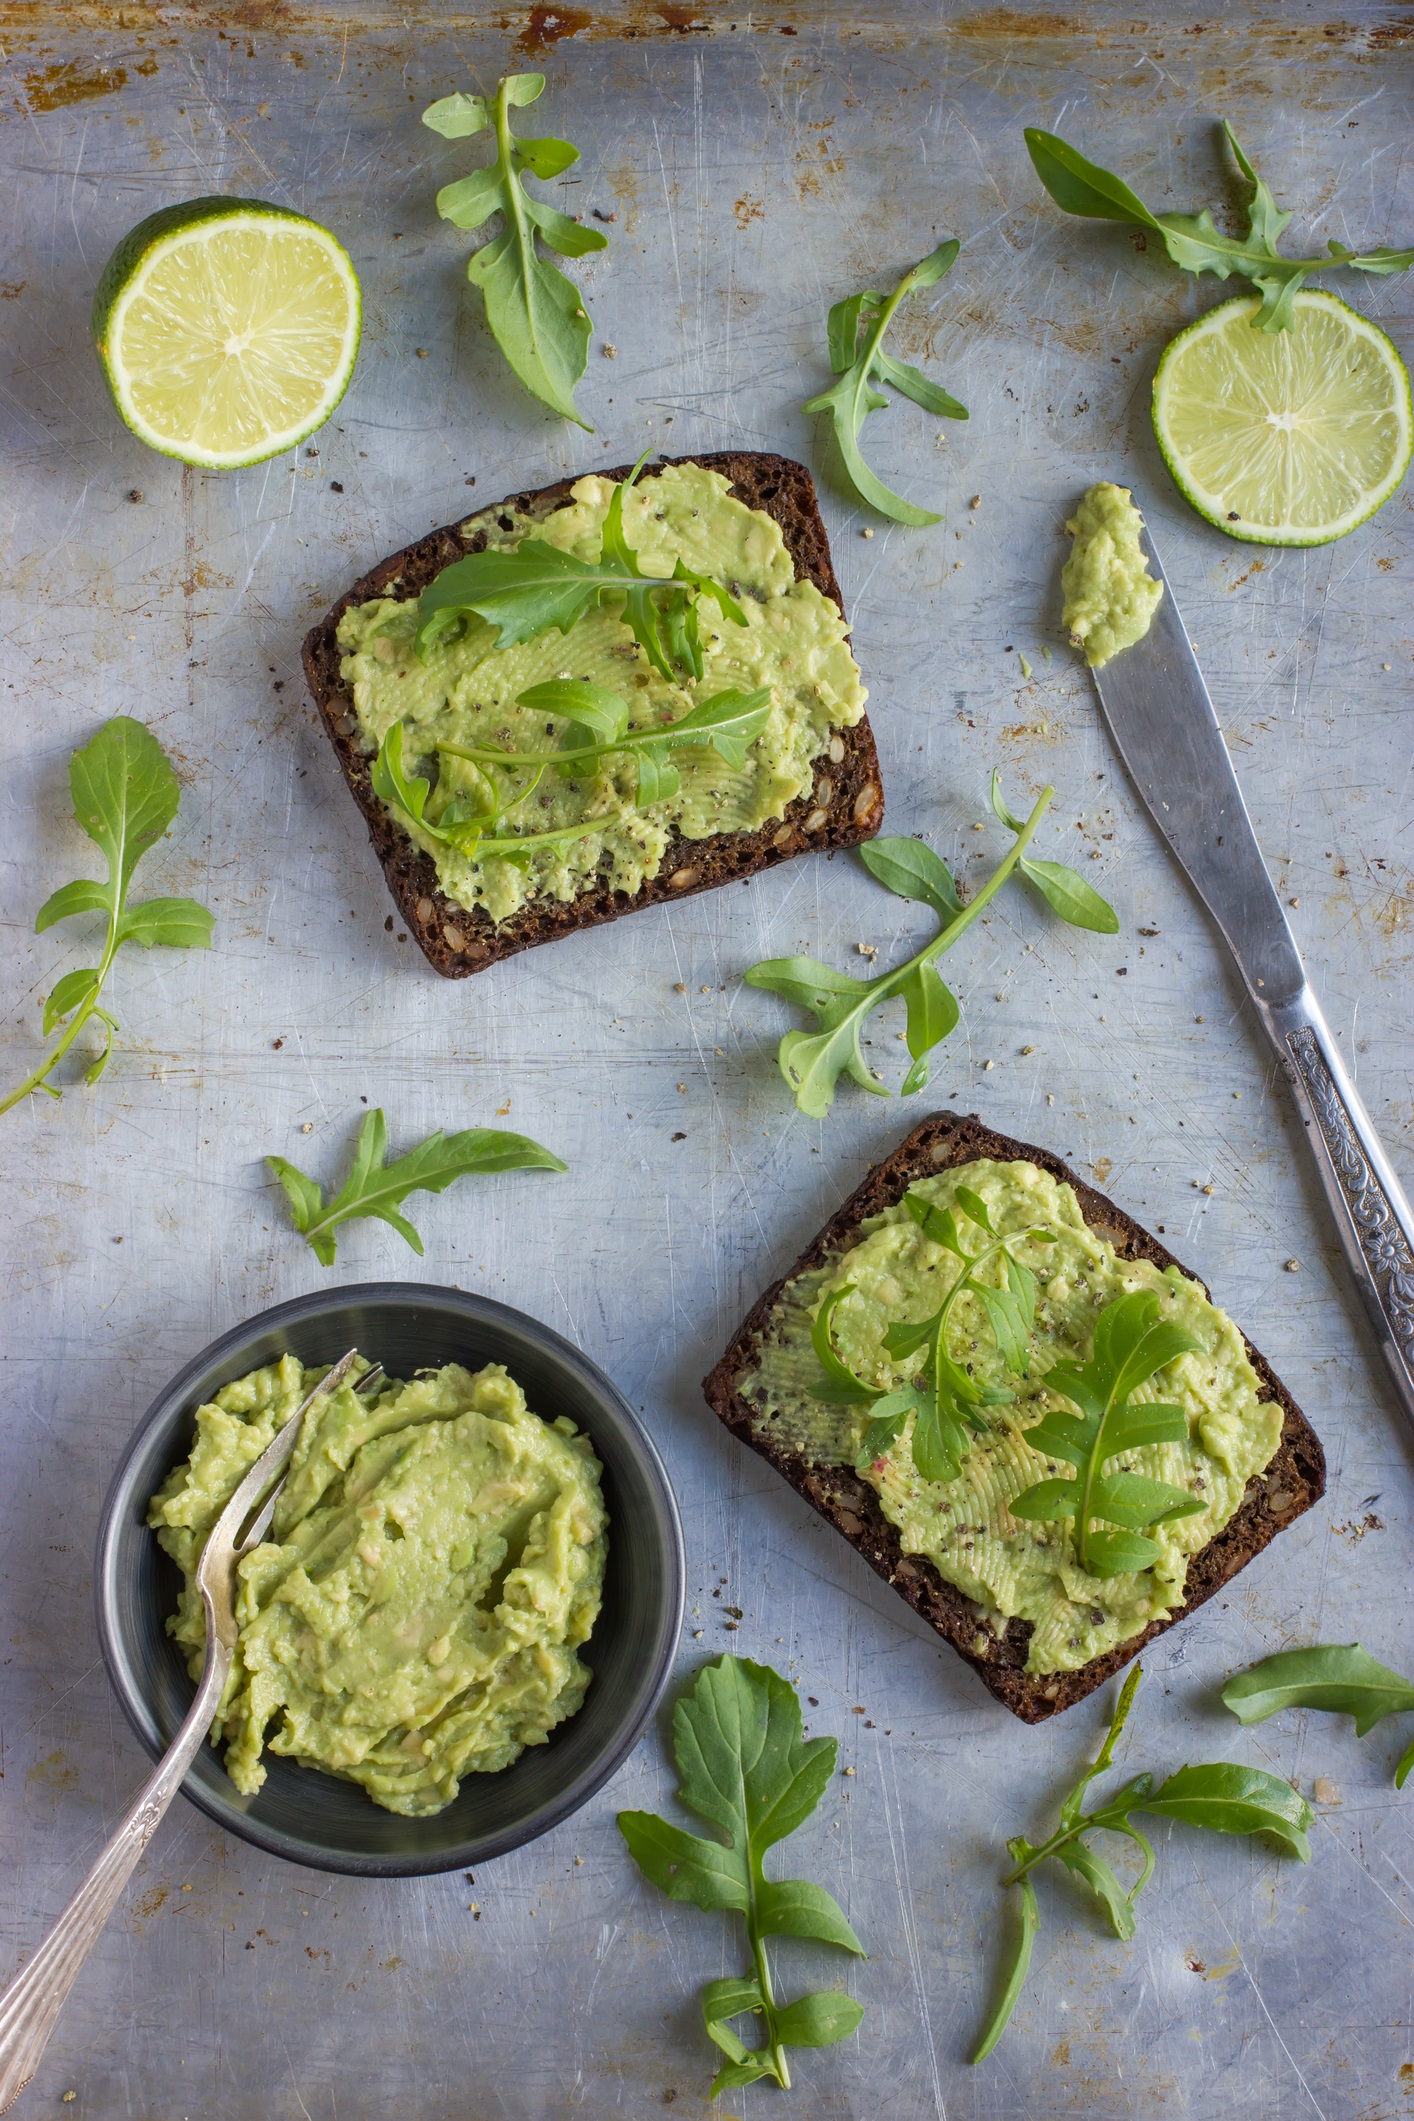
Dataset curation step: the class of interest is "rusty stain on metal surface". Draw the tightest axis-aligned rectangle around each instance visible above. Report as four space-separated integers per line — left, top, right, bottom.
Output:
26 1750 79 1793
514 2 593 54
646 2 714 28
0 1 1389 42
22 58 127 110
952 7 1085 36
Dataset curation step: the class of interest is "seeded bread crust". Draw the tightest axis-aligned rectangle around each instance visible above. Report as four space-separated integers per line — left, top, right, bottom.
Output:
703 1111 1325 1722
300 451 883 977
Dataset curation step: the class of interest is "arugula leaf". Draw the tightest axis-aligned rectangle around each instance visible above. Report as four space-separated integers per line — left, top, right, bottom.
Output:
370 719 444 833
1223 1643 1414 1786
2 717 213 1119
972 1858 1039 2063
413 454 747 680
1027 118 1414 332
652 688 773 770
424 73 607 427
441 681 772 810
519 679 630 750
1009 1288 1205 1576
809 1188 1055 1485
802 240 967 524
898 961 959 1096
745 774 1118 1118
1025 131 1165 231
1141 1763 1313 1858
267 1108 566 1266
970 1666 1312 2062
854 836 962 919
807 1283 875 1404
618 1656 863 2097
1223 1643 1414 1735
370 721 605 864
990 770 1119 932
597 457 747 678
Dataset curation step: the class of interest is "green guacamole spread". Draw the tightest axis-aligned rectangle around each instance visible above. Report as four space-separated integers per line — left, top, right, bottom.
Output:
148 1355 607 1816
337 461 867 923
741 1159 1281 1677
1061 482 1164 668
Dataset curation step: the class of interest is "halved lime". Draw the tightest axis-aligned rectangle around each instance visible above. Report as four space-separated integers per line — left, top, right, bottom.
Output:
93 198 361 470
1152 289 1412 545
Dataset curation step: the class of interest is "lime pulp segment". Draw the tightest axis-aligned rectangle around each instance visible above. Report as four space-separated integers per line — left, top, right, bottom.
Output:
97 204 361 469
1152 290 1412 546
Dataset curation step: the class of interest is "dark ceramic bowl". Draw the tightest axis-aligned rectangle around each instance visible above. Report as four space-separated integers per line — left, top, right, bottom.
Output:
95 1283 684 1877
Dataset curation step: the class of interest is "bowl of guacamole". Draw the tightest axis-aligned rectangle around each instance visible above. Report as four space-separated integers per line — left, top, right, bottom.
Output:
95 1284 684 1876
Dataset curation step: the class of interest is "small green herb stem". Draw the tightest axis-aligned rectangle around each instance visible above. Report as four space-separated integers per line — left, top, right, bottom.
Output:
747 1880 790 2090
930 1226 1047 1362
441 727 674 769
907 1229 1037 1435
1071 1377 1125 1575
444 817 608 855
910 785 1053 973
287 1186 397 1259
829 1223 1042 1402
931 1247 991 1346
1163 233 1393 280
840 270 926 448
494 760 546 809
442 757 548 826
492 77 542 369
1003 1669 1144 1886
0 911 118 1117
1001 1800 1130 1887
870 783 1055 1015
790 785 1054 1121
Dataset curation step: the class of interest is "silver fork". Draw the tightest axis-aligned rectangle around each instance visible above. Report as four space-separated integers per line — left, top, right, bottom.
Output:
0 1347 379 2113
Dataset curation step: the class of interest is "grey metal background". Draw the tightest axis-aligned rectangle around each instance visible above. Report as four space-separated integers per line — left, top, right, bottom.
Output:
2 3 1412 2115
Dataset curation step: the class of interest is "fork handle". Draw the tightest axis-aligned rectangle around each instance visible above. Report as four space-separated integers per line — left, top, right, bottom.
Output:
0 1644 230 2114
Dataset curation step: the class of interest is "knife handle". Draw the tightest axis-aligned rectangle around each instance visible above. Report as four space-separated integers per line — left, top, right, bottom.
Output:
1263 988 1414 1428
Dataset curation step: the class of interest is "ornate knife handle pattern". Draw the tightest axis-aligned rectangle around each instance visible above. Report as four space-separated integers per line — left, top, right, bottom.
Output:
1287 1024 1414 1355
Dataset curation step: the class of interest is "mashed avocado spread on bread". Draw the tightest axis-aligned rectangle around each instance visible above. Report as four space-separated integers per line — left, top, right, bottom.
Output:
149 1355 607 1816
338 461 866 923
742 1159 1282 1675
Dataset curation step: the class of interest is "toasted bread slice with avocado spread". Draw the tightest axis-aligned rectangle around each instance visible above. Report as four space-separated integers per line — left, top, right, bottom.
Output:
703 1111 1324 1722
301 451 883 978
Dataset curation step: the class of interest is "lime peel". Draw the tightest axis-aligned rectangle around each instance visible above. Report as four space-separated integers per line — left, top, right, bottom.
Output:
1152 289 1412 546
93 196 361 470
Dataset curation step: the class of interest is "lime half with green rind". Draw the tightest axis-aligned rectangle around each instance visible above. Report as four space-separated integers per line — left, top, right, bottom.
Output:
93 197 361 470
1152 288 1412 546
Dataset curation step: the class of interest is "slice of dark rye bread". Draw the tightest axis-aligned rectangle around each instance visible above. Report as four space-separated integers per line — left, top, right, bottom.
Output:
300 450 884 978
703 1110 1325 1723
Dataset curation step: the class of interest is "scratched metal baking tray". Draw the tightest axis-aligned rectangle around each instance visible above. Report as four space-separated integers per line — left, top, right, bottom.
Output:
1 3 1411 2116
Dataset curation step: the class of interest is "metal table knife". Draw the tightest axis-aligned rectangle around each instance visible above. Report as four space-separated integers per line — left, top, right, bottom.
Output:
1089 520 1414 1429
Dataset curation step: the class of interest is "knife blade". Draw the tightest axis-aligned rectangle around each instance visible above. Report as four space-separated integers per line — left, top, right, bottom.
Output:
1090 519 1414 1428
